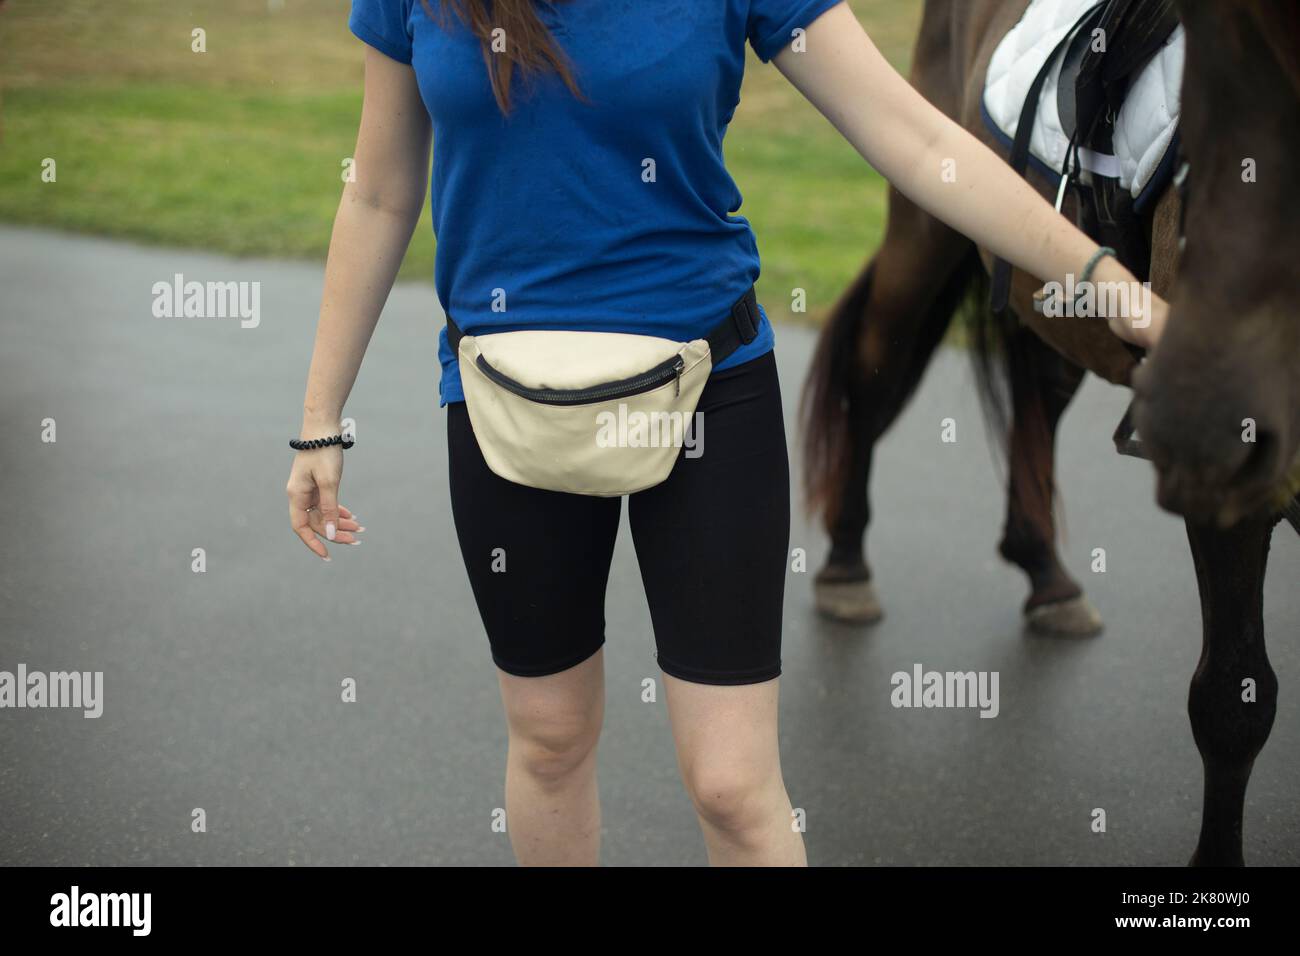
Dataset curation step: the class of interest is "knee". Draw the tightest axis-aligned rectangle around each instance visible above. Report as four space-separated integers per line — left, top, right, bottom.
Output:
682 764 773 836
1189 661 1278 759
509 712 600 788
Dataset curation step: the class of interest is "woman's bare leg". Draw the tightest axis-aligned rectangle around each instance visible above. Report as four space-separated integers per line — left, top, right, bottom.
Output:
665 674 805 866
496 649 605 866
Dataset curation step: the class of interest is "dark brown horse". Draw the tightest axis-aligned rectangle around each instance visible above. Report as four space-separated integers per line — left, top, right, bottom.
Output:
801 0 1299 865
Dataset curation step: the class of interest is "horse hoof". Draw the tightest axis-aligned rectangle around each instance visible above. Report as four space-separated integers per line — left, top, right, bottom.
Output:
815 577 884 625
1024 595 1103 637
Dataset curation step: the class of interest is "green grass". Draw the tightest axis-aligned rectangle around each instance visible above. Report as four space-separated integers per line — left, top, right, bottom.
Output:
728 131 890 318
0 85 363 254
0 0 922 322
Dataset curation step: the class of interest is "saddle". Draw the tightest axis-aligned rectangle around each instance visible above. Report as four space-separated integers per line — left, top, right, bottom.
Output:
1063 0 1182 276
1060 0 1180 151
991 0 1181 311
986 1 1176 462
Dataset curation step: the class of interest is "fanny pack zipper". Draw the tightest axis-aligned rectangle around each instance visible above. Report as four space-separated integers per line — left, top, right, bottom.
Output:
475 352 687 407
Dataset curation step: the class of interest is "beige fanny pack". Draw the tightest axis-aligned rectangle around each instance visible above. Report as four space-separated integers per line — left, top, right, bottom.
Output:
448 287 760 497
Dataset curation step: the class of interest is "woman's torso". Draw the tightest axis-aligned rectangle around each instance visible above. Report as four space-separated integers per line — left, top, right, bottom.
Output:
350 0 838 404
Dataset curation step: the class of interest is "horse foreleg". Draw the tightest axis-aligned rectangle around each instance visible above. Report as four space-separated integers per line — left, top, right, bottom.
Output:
1184 515 1278 867
998 330 1102 635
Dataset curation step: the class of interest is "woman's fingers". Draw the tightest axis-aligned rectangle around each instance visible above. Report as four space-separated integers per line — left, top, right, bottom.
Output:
316 478 341 541
305 507 363 545
301 504 364 541
1107 298 1166 351
287 499 362 558
288 492 331 561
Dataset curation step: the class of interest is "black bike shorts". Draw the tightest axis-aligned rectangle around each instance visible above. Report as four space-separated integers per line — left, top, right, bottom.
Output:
446 349 790 685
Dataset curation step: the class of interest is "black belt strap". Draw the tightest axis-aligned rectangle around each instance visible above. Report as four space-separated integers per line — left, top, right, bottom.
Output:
445 285 761 365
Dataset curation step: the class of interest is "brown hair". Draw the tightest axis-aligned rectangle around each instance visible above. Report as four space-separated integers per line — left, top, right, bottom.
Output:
419 0 584 114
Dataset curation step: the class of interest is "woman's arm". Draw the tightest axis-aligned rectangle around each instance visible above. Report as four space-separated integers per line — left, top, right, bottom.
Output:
287 46 431 559
772 3 1167 349
302 46 431 433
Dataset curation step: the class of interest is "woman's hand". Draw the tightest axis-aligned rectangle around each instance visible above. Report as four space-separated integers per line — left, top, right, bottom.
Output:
286 443 364 561
1093 256 1170 352
1108 289 1169 352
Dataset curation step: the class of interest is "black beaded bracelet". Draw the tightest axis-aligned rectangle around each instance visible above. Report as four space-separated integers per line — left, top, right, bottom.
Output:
289 434 354 451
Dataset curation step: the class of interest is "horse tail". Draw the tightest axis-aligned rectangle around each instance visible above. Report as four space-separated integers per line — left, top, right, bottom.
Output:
967 271 1064 540
799 262 874 526
967 279 1019 455
800 247 987 528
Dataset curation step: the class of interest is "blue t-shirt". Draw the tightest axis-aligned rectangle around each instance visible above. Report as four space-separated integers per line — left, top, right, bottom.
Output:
348 0 843 405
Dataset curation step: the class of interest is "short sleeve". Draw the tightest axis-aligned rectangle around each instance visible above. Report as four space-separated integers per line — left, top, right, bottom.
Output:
349 0 414 65
747 0 845 63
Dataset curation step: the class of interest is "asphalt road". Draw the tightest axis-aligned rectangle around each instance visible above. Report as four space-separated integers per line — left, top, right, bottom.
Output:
1 225 1297 866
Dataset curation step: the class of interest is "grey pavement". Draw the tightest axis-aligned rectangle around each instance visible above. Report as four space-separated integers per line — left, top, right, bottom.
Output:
1 225 1297 866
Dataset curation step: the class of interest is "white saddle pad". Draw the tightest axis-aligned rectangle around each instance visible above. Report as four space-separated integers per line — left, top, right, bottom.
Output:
983 0 1184 207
